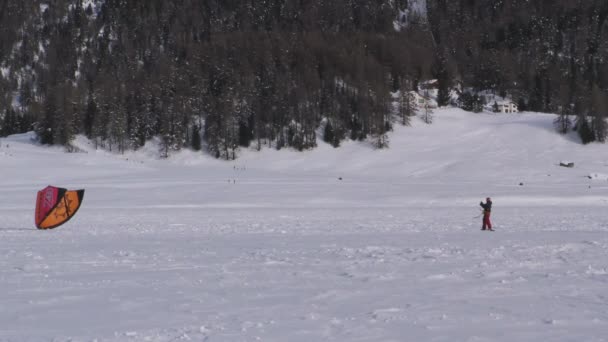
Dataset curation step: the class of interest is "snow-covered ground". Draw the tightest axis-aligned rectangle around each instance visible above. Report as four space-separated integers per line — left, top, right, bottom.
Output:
1 109 608 341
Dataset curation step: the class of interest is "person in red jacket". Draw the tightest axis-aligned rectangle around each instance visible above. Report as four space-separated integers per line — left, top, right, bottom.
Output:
480 197 493 231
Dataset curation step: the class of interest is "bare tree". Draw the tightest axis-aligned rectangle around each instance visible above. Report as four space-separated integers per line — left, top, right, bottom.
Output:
421 90 433 124
399 88 416 125
554 82 572 134
422 104 434 124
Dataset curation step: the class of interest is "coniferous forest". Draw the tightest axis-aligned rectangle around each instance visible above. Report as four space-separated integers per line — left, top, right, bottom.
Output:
1 0 607 159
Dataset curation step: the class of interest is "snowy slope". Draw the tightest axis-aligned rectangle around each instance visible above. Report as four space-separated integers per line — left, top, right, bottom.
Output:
1 109 608 341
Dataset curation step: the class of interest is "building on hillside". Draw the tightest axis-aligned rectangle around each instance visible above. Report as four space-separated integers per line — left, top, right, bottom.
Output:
496 101 519 113
419 79 438 90
418 79 439 100
480 91 519 113
410 91 437 110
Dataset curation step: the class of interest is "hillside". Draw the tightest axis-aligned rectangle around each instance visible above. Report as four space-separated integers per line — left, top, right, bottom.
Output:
3 108 606 208
1 0 607 158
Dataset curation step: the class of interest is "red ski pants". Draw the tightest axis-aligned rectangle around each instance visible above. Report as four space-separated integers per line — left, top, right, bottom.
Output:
482 212 492 230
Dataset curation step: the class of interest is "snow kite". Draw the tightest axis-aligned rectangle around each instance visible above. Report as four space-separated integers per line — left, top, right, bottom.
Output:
35 185 85 229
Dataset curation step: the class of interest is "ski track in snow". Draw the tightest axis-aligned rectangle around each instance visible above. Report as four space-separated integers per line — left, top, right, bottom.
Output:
2 110 608 341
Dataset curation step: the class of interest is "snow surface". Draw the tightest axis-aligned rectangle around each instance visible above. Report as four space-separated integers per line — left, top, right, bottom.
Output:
1 109 608 341
395 0 428 30
408 0 427 19
0 67 9 79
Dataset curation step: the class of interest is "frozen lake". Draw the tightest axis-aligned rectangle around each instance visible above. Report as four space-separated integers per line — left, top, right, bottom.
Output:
2 109 608 341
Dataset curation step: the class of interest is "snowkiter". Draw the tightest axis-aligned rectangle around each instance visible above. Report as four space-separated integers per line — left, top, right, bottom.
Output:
480 197 493 231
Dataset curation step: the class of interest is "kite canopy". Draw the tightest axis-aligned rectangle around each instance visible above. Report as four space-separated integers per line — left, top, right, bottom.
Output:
35 186 84 229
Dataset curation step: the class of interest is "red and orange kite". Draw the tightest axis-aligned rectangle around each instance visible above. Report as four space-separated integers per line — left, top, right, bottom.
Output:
35 186 85 229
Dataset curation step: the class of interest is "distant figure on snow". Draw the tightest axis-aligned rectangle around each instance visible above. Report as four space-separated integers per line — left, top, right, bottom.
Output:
480 197 493 231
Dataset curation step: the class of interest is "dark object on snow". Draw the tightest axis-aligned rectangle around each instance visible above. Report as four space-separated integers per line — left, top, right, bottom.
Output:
338 177 343 180
519 182 524 186
560 162 575 168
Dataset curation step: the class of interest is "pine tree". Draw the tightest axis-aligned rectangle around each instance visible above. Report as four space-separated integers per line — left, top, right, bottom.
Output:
84 93 97 139
37 94 56 145
323 119 335 146
591 85 607 143
0 109 17 136
576 116 595 144
399 89 416 125
493 101 500 113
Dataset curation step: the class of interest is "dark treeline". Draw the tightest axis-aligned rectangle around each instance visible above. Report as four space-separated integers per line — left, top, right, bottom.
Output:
0 0 607 158
428 0 608 143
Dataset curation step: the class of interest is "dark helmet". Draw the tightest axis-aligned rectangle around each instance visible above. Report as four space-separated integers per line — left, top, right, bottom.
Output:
486 197 491 201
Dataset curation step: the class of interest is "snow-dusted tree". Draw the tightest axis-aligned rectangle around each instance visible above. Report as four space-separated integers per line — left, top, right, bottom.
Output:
591 85 607 143
432 52 451 107
576 115 595 145
191 123 202 151
554 106 573 135
422 104 434 124
323 119 335 146
56 82 81 148
36 90 57 145
0 108 18 137
421 90 433 124
107 96 128 154
371 85 392 149
83 91 97 139
399 89 416 125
